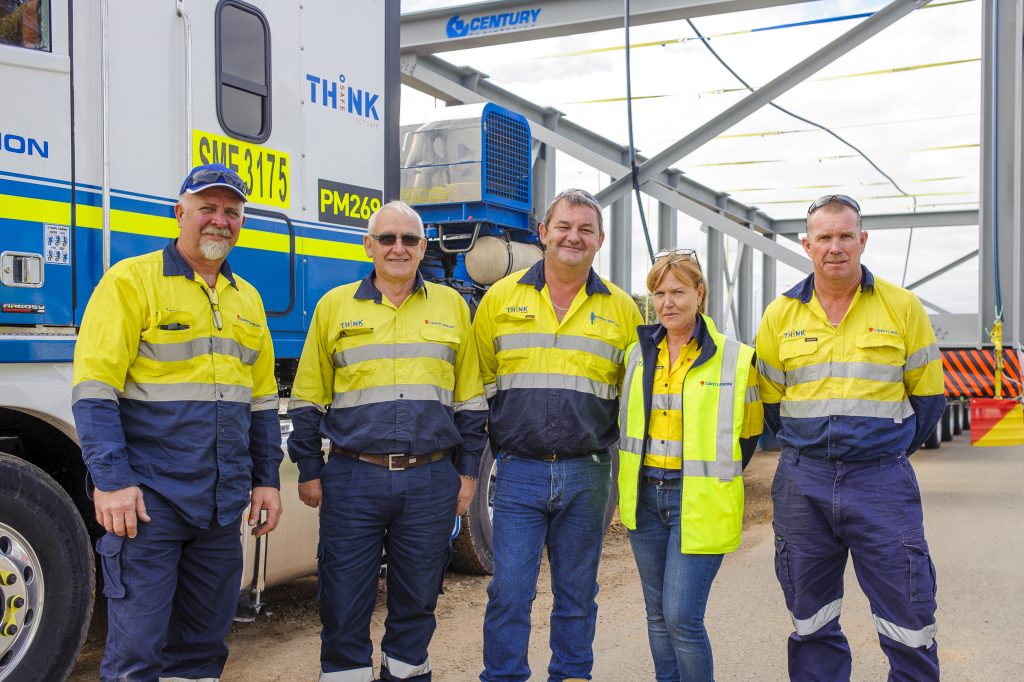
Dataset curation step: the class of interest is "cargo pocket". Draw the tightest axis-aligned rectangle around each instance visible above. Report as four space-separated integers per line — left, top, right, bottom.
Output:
95 533 127 599
773 533 795 599
904 535 937 602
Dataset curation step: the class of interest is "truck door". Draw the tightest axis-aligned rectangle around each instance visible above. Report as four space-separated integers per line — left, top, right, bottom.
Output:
0 0 74 328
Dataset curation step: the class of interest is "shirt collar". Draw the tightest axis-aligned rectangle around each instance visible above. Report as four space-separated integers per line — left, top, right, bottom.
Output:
163 240 237 288
637 313 717 368
517 259 611 296
783 264 874 303
354 269 428 303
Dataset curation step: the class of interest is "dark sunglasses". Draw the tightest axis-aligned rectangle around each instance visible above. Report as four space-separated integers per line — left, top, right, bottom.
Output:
654 248 701 270
807 194 861 216
182 168 249 196
369 232 423 247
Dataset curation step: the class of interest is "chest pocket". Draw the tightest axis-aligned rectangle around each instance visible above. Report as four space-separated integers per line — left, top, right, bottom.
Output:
331 326 376 368
139 310 198 374
579 320 627 381
778 337 819 370
856 332 906 365
229 322 263 366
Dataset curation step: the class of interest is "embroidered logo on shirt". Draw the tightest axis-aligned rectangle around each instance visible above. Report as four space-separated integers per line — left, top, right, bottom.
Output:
783 329 807 339
424 319 456 329
236 314 262 329
340 320 365 329
867 327 899 336
700 380 734 387
590 312 618 326
505 305 529 314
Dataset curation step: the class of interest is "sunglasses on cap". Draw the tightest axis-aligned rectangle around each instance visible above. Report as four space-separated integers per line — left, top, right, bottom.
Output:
181 167 249 198
807 194 861 216
654 248 701 270
368 232 424 247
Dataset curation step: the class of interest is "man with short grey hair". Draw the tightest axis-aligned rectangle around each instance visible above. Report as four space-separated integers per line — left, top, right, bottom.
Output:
288 200 488 681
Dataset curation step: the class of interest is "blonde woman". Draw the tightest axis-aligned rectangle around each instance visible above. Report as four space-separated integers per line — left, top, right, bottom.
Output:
618 250 763 681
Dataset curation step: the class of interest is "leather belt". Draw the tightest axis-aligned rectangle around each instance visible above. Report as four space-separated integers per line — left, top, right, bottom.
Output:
330 445 449 471
524 452 590 462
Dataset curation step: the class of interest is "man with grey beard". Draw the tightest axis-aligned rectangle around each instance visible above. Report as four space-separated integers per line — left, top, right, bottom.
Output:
72 163 282 680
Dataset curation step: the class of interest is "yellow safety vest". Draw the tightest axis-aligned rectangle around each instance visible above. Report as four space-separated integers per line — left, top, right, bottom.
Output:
618 315 754 554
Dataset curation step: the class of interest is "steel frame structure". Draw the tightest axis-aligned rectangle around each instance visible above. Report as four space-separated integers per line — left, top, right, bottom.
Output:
400 0 1021 349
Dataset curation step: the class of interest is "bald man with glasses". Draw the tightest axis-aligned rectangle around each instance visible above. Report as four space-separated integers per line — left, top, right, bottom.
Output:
287 200 488 682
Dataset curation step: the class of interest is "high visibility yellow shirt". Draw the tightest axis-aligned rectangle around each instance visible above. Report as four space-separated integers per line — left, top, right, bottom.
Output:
287 272 488 480
472 260 643 458
72 242 280 528
645 333 762 476
756 266 945 459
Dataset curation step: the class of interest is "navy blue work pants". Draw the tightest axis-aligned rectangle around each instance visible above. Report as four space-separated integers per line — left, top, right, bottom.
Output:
317 454 459 682
96 488 243 682
771 450 939 682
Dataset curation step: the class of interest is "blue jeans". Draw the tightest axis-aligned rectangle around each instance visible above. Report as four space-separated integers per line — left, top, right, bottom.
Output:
481 451 612 682
627 480 724 682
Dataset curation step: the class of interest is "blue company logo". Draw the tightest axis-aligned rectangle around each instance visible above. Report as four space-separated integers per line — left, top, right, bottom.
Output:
590 312 619 326
782 329 807 339
505 305 529 314
305 72 381 121
446 8 542 39
340 320 365 329
424 319 456 329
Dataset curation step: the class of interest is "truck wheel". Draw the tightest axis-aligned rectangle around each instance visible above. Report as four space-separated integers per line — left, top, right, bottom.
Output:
450 443 496 574
922 420 942 450
449 445 621 575
0 453 93 682
940 404 954 442
952 402 963 435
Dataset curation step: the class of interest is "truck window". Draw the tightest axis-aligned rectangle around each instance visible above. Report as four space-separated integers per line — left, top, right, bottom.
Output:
0 0 49 51
216 0 270 142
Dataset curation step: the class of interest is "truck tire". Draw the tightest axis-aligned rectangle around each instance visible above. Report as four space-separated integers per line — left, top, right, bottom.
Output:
952 402 963 435
449 445 620 575
940 404 954 442
922 419 942 450
0 453 94 682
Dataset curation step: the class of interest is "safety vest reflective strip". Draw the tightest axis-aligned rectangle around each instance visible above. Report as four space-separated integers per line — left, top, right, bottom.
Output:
333 341 456 368
137 336 260 366
494 332 625 364
618 328 752 553
331 383 454 409
495 372 619 400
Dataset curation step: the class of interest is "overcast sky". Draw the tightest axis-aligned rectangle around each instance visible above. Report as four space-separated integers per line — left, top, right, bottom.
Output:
399 0 983 329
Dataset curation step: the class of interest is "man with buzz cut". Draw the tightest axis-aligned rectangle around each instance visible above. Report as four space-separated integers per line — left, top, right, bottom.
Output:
474 188 643 682
72 163 283 681
288 200 488 682
757 194 944 681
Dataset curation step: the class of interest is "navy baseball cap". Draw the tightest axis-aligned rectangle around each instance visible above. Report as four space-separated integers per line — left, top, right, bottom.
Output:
179 163 248 202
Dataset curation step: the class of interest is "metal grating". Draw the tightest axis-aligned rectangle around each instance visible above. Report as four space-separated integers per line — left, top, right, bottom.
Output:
482 108 531 206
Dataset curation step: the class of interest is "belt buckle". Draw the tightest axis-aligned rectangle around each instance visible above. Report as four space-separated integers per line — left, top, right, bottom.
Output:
387 453 405 471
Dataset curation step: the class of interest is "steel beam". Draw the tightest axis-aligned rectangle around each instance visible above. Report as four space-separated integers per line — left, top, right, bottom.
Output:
980 0 1024 349
762 234 777 315
905 250 978 292
400 0 807 54
771 209 979 234
594 0 930 207
400 54 777 236
738 216 754 343
610 192 632 289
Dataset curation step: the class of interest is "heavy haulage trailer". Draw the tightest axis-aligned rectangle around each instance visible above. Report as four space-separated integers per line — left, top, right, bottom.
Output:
0 2 596 680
